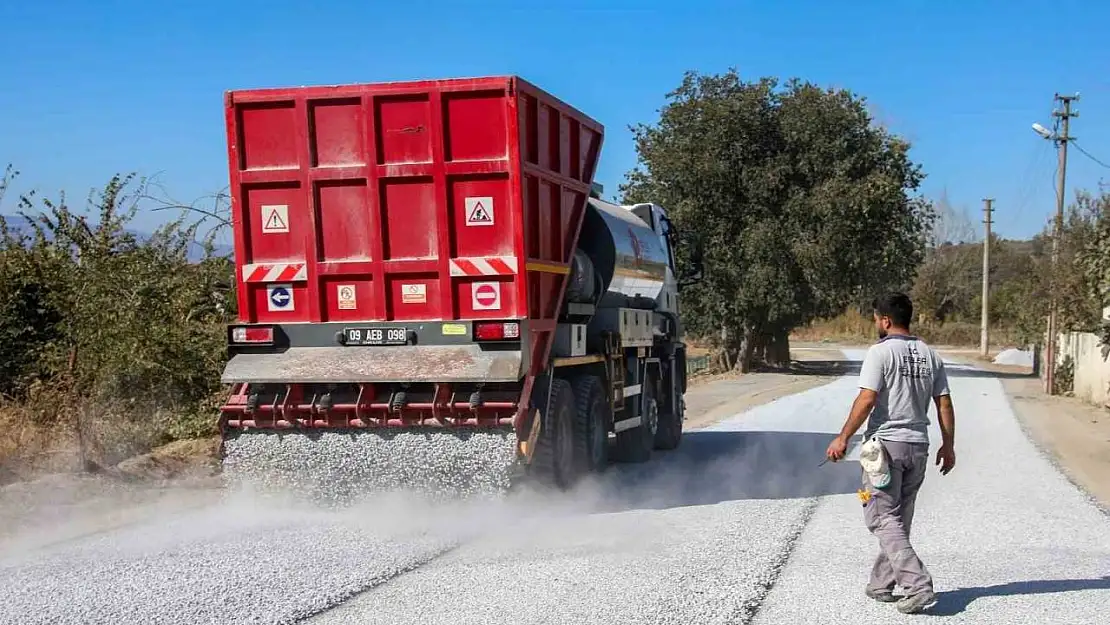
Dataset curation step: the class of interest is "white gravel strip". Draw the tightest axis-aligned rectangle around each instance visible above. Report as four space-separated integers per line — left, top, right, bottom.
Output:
0 490 509 625
753 350 1110 624
312 499 816 625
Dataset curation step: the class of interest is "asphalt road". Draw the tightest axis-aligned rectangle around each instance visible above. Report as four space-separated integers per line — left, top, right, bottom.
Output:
3 350 1108 624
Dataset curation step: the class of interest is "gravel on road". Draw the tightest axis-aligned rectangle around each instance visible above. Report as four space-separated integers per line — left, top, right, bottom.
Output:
307 373 862 625
0 490 513 625
5 348 1108 625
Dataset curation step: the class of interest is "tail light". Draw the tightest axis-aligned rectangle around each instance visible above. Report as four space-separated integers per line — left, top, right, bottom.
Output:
229 325 275 345
473 321 521 342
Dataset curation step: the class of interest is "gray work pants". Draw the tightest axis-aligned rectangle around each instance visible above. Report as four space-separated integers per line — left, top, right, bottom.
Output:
862 439 934 595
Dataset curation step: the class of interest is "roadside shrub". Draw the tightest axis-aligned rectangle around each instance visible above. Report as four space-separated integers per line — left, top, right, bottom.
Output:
0 167 234 472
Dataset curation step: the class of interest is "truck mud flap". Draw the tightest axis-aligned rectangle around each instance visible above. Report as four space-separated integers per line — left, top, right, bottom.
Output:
220 345 523 384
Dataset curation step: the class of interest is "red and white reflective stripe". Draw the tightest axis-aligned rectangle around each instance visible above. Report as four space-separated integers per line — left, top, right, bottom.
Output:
449 256 518 277
241 263 307 283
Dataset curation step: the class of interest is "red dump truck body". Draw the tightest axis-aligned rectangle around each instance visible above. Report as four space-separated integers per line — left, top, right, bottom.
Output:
225 76 602 329
220 76 605 438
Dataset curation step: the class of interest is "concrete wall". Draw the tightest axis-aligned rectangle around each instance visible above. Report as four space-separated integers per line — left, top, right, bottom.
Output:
1057 331 1110 407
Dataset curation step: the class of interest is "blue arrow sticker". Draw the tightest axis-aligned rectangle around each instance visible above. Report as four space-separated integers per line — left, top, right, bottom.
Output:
267 284 294 312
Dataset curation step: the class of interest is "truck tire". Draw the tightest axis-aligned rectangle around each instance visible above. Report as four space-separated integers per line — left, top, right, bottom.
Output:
654 366 683 451
613 374 658 463
571 374 609 474
528 377 577 489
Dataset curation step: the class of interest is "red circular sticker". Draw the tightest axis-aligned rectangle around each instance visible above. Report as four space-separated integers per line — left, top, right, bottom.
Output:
474 284 498 307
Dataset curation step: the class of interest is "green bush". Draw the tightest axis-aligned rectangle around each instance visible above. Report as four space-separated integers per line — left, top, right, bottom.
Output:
0 166 234 465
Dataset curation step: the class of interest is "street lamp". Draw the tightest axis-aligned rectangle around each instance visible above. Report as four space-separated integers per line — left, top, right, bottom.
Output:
1031 93 1079 395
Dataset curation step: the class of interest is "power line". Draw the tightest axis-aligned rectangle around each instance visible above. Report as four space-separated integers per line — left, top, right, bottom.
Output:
1010 141 1052 224
1072 141 1110 169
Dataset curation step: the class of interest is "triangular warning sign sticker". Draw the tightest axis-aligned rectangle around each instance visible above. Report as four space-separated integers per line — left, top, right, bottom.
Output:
265 210 287 231
467 203 491 224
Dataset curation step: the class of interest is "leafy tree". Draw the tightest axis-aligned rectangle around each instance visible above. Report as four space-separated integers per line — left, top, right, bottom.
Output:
621 70 934 370
1075 187 1110 349
990 189 1106 346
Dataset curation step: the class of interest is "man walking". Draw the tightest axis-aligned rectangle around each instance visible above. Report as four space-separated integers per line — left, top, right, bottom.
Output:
826 292 957 615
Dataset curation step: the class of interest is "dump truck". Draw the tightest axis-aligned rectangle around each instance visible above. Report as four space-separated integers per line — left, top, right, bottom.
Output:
217 76 699 496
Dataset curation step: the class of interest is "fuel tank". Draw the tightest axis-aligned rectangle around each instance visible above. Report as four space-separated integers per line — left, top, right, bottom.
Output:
576 197 670 302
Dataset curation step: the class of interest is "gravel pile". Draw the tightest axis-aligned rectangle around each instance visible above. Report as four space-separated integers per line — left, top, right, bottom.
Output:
993 347 1034 367
222 427 518 504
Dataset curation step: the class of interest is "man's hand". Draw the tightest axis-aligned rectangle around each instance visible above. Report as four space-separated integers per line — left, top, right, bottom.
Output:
826 436 849 463
935 444 956 475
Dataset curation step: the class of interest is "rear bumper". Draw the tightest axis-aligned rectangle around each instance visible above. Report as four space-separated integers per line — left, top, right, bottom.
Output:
220 344 523 384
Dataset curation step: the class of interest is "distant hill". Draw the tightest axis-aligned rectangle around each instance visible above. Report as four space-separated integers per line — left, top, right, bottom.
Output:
0 214 234 262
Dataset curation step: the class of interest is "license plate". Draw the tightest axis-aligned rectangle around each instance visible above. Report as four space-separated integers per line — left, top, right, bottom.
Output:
343 327 408 346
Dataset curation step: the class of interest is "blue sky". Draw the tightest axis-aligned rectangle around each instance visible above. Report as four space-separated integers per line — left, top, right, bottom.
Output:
2 0 1108 241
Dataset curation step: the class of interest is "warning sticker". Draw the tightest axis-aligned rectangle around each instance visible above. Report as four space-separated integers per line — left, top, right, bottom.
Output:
471 281 501 311
441 323 466 336
337 284 357 310
261 204 289 234
464 197 494 226
267 284 294 312
401 283 427 304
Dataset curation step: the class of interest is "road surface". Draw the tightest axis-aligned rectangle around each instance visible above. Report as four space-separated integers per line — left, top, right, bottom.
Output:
2 350 1108 624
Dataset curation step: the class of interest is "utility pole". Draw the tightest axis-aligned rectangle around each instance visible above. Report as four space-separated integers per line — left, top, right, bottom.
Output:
1044 93 1079 395
980 198 993 358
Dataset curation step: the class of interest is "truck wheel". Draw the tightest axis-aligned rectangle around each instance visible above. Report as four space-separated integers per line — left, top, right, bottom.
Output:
654 370 683 451
613 375 658 463
528 377 577 489
571 374 609 474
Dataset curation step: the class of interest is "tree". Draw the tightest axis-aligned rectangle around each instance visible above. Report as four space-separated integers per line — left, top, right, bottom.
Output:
621 70 934 370
987 189 1106 346
1075 187 1110 349
910 190 981 325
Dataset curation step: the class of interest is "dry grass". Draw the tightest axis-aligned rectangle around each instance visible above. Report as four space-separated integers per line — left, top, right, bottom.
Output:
791 309 1025 348
0 405 77 483
0 388 197 485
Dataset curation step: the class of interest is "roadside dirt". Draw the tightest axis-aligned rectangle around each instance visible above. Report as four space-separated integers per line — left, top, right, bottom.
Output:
1001 376 1110 510
0 437 223 553
112 436 221 481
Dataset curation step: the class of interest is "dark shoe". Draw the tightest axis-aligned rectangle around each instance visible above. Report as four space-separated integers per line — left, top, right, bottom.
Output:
865 587 897 603
896 590 938 614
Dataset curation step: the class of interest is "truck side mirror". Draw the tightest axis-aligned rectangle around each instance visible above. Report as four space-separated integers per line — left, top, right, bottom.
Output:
677 243 705 290
660 213 704 291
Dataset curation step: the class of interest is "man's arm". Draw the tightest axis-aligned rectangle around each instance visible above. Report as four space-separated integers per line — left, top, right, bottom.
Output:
839 389 878 440
827 347 882 461
933 355 956 474
935 395 955 448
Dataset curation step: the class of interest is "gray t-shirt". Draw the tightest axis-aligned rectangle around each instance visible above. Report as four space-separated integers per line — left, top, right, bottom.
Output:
859 334 950 445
